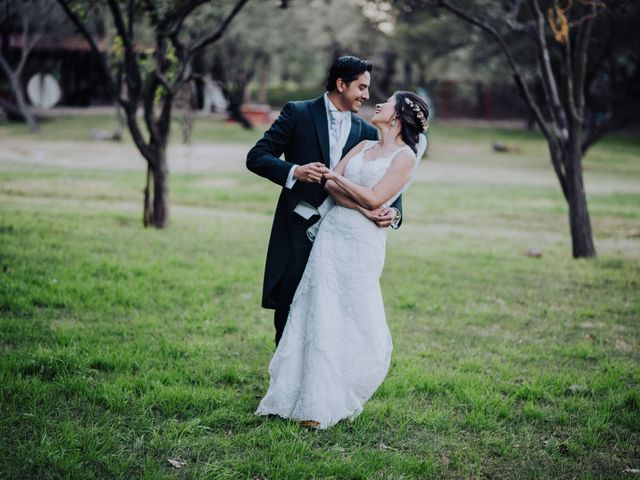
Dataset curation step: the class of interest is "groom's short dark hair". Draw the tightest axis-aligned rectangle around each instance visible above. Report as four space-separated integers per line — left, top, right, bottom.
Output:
325 56 373 92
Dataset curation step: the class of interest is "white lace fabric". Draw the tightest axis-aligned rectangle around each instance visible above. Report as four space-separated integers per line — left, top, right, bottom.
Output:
255 140 419 429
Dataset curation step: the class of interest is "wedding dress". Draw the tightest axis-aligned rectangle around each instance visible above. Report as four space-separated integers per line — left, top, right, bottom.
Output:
255 139 422 429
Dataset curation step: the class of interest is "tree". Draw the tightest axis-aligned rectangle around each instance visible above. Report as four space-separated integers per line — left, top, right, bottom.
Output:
190 0 386 128
0 0 64 131
56 0 250 228
386 0 639 258
580 1 640 148
190 1 278 129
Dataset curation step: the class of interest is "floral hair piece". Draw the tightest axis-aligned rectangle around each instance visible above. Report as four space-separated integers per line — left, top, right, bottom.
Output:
404 97 428 132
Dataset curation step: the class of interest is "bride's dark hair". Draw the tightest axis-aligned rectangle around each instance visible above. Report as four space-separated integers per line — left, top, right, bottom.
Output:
393 91 429 153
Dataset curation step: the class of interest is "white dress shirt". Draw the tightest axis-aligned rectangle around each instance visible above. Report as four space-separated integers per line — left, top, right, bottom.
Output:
285 93 351 189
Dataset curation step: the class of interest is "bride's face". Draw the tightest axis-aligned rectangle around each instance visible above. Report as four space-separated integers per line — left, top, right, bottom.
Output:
371 95 397 126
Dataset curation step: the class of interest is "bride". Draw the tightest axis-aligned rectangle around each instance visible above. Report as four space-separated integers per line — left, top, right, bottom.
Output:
255 91 429 429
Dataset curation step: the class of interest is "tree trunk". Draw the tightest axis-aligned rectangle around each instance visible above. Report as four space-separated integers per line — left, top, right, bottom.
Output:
378 50 398 99
227 93 253 129
152 158 169 228
143 164 153 227
257 59 270 104
564 149 596 258
7 73 39 132
403 60 413 89
142 145 169 228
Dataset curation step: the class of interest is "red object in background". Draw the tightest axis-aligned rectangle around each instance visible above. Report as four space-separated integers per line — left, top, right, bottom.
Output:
241 104 271 125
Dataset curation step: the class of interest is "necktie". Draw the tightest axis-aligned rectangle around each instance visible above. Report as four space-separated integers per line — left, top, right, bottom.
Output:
329 109 344 145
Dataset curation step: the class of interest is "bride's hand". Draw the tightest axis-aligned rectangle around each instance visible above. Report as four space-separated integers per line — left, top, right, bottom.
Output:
357 206 379 222
361 207 395 228
372 207 397 228
323 170 336 181
367 207 384 220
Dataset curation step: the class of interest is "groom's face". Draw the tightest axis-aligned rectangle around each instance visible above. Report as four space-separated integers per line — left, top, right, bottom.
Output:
336 71 370 113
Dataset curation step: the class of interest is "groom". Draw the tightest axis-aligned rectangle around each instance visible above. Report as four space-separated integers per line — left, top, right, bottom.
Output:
247 56 403 347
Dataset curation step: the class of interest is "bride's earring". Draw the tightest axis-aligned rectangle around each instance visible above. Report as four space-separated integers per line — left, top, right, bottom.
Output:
390 117 397 128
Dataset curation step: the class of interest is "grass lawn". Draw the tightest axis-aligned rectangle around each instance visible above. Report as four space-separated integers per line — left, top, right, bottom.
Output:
0 116 639 479
0 115 263 145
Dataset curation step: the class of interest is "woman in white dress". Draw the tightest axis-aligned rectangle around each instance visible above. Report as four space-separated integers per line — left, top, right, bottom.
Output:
255 91 430 429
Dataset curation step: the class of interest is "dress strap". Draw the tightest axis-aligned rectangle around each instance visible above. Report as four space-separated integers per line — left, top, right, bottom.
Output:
362 139 378 152
389 144 414 161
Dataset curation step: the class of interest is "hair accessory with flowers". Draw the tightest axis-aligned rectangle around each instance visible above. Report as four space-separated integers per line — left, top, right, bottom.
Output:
404 97 428 132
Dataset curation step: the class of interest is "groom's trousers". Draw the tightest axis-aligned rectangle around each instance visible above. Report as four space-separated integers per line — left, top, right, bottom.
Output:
273 213 319 347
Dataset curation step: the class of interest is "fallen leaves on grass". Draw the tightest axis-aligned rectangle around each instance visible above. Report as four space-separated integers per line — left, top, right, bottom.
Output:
378 443 399 451
167 458 187 469
565 384 589 396
615 339 632 352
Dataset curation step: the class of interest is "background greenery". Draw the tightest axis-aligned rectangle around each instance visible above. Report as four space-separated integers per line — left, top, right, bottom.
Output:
0 116 638 479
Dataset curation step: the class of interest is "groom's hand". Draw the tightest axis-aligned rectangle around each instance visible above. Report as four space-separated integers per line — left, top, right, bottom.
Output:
294 162 328 183
372 207 398 228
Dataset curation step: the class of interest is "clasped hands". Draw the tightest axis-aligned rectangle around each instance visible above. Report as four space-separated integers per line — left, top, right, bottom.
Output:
294 162 397 228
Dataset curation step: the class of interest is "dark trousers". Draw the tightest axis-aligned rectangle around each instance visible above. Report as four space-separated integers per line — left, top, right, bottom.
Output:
273 214 318 347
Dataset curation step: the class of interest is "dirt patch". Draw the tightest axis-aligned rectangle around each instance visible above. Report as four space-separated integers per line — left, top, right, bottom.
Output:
0 139 250 174
2 137 639 194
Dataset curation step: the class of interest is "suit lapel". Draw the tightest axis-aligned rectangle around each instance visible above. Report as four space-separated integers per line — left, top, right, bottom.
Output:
342 115 362 158
310 97 330 167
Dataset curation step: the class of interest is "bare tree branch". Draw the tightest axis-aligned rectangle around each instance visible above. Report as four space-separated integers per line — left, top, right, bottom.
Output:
563 35 580 126
164 0 209 36
550 147 569 199
188 0 250 57
127 0 135 40
143 75 161 144
155 68 173 92
0 49 13 78
508 0 525 21
528 0 568 139
106 0 142 97
574 4 595 117
486 0 535 39
158 89 174 140
435 0 553 143
581 108 612 154
16 12 44 74
55 0 116 99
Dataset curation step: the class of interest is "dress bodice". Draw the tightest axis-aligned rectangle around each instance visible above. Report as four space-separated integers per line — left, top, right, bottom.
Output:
343 140 416 207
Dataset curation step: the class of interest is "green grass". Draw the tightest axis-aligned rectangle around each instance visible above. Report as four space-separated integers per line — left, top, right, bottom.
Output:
0 115 262 144
1 117 639 479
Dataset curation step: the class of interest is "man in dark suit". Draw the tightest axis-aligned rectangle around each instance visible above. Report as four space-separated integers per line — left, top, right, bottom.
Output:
247 56 403 347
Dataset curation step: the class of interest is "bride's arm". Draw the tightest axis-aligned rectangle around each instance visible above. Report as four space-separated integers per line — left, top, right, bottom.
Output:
324 150 415 210
326 180 356 206
321 139 375 215
325 181 378 219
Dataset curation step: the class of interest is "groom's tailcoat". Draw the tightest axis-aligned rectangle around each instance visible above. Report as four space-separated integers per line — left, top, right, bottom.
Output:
246 96 401 310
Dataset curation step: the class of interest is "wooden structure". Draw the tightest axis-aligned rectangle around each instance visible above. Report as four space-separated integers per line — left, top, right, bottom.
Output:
0 34 110 106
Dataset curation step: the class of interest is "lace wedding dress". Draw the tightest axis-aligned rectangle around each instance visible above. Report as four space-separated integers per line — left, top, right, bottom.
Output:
255 140 420 429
